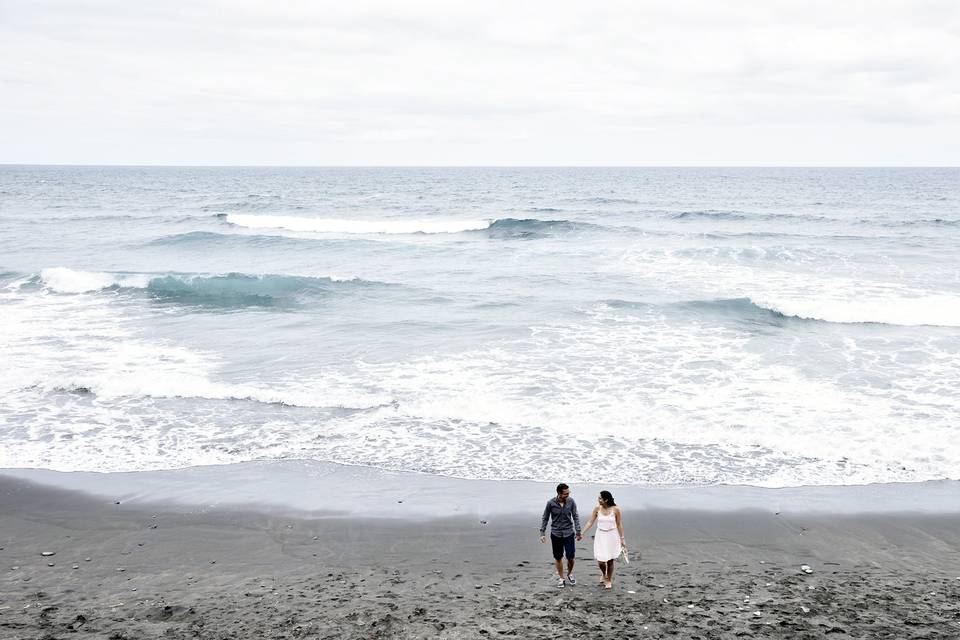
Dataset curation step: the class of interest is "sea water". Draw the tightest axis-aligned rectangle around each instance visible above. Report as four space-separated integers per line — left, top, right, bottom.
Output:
1 166 958 487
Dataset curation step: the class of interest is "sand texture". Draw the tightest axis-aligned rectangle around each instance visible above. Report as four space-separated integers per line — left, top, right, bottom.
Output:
2 476 960 639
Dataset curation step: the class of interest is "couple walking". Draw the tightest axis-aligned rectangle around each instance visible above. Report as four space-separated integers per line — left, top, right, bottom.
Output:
539 483 626 589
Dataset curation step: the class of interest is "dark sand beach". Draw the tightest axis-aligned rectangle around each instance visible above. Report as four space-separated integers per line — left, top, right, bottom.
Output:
2 468 960 639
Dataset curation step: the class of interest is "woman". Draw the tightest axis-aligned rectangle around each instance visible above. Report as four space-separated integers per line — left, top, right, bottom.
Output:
580 490 625 589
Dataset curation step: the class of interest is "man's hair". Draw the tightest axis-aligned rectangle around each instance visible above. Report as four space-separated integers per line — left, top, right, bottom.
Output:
556 483 569 494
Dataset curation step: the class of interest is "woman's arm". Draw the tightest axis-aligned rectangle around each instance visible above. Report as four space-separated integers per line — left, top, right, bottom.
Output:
615 507 625 542
581 506 599 534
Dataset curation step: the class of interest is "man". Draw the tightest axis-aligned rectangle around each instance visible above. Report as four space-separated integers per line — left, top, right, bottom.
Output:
539 483 582 588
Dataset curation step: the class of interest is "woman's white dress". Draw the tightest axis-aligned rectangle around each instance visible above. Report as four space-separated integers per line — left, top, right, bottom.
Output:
593 510 621 562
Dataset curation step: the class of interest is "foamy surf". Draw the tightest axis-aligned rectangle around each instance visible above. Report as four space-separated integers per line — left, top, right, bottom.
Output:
751 294 960 327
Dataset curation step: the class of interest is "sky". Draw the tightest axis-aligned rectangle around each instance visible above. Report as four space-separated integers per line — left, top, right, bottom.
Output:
1 0 959 166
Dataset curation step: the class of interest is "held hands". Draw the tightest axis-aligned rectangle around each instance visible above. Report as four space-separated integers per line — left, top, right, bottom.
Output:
539 536 546 544
576 533 582 541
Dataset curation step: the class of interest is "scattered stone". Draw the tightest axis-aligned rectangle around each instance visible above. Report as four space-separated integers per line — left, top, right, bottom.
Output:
479 520 487 525
41 551 56 557
398 500 403 503
312 536 319 540
210 561 216 565
131 588 137 591
801 606 810 613
474 585 482 589
115 501 121 505
47 563 55 567
800 565 813 574
11 566 20 570
687 604 695 608
116 568 125 572
753 611 762 617
72 565 79 570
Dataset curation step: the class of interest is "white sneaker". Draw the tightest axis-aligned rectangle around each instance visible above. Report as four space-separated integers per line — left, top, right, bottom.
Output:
557 578 565 588
567 573 576 585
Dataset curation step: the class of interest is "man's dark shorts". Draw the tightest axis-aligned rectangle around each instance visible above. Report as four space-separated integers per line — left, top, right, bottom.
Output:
550 534 576 560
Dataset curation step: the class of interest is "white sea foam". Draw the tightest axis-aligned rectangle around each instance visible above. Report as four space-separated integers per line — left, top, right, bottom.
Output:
610 246 960 327
40 267 151 293
751 294 960 327
3 285 957 486
225 213 492 235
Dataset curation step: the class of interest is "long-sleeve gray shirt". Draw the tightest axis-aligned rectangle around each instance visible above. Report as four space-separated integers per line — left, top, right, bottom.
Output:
540 497 581 538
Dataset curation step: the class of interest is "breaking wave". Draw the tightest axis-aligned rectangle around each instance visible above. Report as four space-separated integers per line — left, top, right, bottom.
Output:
32 267 386 306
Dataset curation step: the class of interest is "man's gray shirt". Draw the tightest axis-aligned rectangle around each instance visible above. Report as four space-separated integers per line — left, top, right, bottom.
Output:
540 497 581 538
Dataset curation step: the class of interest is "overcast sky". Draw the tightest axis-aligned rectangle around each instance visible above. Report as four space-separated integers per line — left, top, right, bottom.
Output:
2 0 958 165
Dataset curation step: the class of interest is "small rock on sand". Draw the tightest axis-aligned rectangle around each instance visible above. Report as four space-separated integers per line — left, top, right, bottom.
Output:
800 565 813 574
41 552 56 557
801 606 810 613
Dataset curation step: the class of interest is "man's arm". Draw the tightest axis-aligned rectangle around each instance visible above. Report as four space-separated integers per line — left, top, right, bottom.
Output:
572 499 581 535
540 501 551 536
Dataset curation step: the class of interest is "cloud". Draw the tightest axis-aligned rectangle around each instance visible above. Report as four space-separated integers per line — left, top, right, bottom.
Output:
1 0 958 164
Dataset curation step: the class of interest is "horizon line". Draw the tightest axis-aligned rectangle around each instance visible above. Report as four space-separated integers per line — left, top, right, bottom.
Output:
2 163 959 169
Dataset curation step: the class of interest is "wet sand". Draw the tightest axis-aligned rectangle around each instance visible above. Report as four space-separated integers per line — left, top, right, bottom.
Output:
2 473 960 639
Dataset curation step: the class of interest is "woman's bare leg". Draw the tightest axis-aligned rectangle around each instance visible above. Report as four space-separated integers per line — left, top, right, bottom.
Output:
606 560 615 584
597 561 607 583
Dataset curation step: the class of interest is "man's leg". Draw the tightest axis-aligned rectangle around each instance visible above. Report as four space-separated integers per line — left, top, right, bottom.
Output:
564 535 576 582
550 536 565 579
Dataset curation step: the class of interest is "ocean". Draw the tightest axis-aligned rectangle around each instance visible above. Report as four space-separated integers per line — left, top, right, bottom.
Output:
1 166 958 487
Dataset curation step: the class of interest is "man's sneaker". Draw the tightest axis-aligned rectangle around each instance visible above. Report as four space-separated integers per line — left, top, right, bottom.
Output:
557 578 565 588
567 573 577 585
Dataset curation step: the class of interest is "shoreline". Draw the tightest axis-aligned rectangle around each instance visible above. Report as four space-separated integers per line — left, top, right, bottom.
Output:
3 459 959 518
2 466 960 638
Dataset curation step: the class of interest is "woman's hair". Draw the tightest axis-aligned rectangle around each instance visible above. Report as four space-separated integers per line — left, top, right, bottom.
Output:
599 490 616 506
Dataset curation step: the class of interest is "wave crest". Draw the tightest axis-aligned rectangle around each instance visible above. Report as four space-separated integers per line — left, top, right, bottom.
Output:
34 268 382 305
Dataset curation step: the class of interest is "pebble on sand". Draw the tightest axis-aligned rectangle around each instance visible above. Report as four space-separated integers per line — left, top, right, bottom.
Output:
801 606 811 613
40 552 56 557
800 565 814 574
